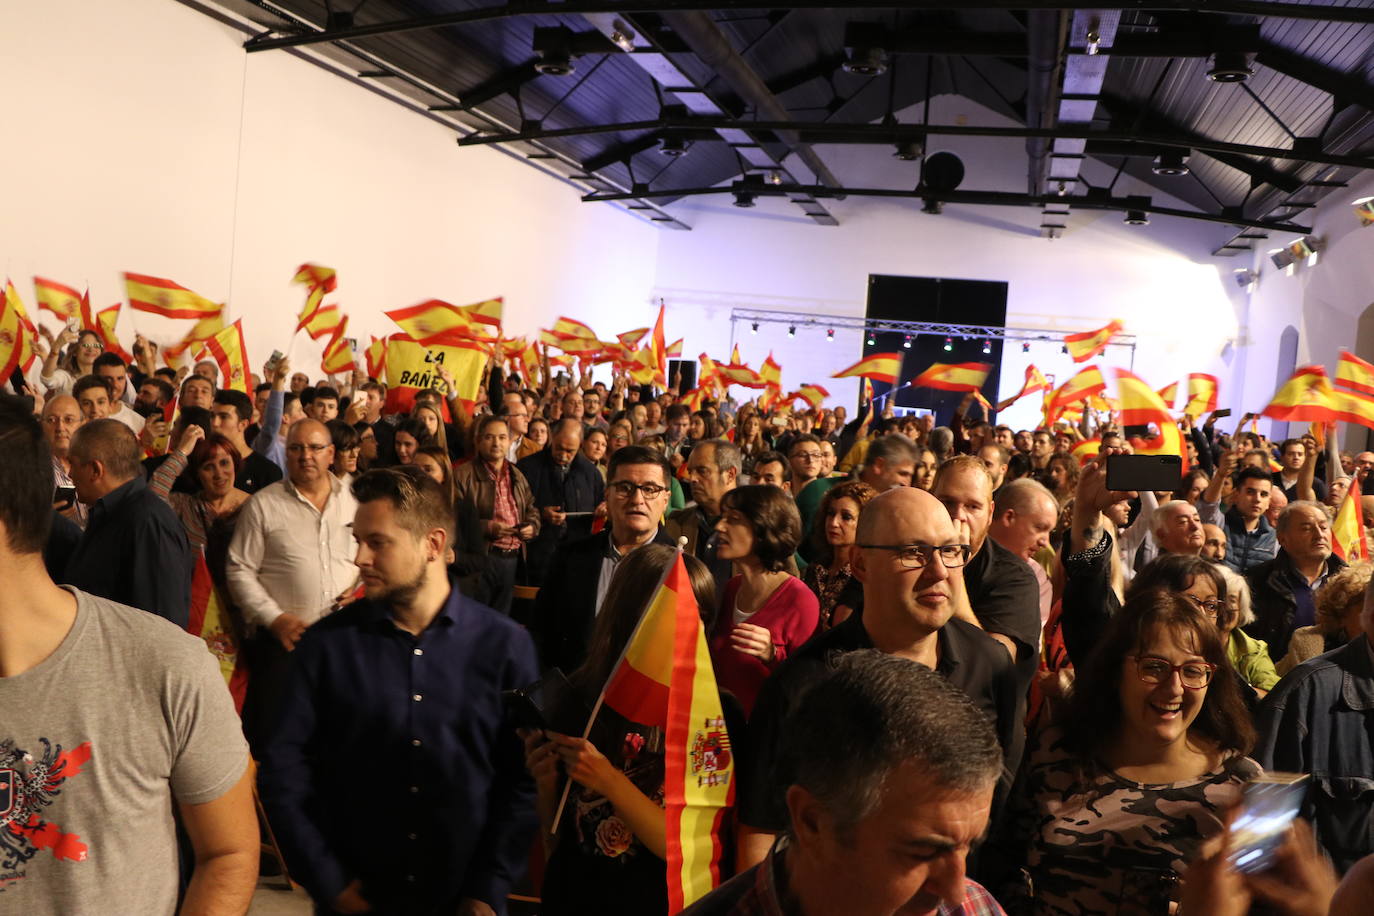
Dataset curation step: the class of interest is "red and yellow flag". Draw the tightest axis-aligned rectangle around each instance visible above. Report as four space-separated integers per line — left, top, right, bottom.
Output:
95 304 134 363
292 262 338 293
554 316 598 341
666 338 684 359
1332 475 1370 562
1184 373 1219 418
599 554 733 911
2 281 40 375
383 333 487 414
714 358 764 389
33 277 85 321
650 304 668 385
911 361 992 392
196 319 252 394
321 318 356 375
1116 368 1183 459
1072 438 1102 466
0 287 33 382
462 297 503 329
124 272 221 320
759 353 782 392
832 351 901 385
1336 351 1374 397
1330 388 1374 430
617 327 650 350
386 299 485 345
1156 382 1179 408
1064 319 1124 363
698 353 721 390
1049 365 1106 410
301 304 345 341
1262 366 1336 423
790 384 830 411
364 335 388 380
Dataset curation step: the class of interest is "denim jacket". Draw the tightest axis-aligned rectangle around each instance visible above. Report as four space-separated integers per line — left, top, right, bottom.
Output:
1255 634 1374 872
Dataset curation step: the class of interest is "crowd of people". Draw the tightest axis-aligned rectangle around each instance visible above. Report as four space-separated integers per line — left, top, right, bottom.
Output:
9 324 1374 916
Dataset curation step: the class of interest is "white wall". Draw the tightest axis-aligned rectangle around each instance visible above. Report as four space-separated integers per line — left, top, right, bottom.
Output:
0 0 661 374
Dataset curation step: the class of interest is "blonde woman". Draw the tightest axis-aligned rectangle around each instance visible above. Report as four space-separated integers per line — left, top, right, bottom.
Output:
1277 560 1372 676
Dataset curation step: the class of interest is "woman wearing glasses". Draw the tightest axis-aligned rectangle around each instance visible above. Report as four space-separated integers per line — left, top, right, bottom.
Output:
40 326 104 397
993 589 1258 915
709 484 819 716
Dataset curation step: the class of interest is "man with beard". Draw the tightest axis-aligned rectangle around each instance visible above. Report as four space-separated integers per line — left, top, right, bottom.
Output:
260 468 537 916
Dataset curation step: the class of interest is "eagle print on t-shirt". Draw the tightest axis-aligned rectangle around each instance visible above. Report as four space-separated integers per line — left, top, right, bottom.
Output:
0 738 91 893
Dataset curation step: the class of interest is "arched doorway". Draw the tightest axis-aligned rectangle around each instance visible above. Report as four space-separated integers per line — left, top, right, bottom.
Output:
1272 325 1299 442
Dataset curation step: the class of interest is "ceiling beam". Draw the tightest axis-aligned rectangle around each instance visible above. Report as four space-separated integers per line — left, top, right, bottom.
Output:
428 60 540 112
243 1 1374 54
841 23 1254 59
458 115 1374 170
1255 41 1374 110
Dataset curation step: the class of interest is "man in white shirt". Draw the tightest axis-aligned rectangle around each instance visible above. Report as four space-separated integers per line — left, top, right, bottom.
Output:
92 354 144 434
226 418 359 751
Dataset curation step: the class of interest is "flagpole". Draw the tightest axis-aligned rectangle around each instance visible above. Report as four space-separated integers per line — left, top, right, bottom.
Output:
549 547 683 834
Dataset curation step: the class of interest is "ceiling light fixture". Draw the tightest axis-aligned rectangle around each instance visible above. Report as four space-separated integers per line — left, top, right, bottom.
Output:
1152 149 1191 176
750 322 759 334
1085 29 1101 56
843 45 888 77
767 170 783 186
982 339 992 355
658 136 689 157
867 332 876 347
787 326 796 338
904 335 913 349
609 23 636 53
1056 181 1069 197
1123 209 1150 226
943 337 953 352
826 329 835 342
893 140 923 161
1207 51 1252 83
1021 341 1031 353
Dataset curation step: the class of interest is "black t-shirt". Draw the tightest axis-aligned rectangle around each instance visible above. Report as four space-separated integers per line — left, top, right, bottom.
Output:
237 449 283 495
739 615 1020 833
964 537 1042 699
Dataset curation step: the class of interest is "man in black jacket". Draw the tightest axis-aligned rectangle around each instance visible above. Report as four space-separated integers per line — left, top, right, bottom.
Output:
64 419 192 627
1245 500 1344 662
530 446 674 673
517 418 604 585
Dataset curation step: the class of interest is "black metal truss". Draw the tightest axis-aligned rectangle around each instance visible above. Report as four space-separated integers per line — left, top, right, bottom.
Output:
243 1 1374 54
581 182 1315 234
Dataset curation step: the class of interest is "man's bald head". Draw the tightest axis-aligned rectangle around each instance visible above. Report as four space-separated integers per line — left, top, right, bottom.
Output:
41 395 82 456
288 417 329 443
856 485 956 547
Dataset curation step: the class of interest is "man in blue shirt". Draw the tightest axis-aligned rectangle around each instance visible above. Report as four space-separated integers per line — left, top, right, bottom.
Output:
259 467 539 915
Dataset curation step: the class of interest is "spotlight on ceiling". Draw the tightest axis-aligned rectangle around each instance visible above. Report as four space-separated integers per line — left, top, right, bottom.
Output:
1152 149 1191 176
893 140 923 161
1056 181 1070 197
843 45 888 77
904 335 913 349
921 198 943 215
787 326 796 338
733 189 757 208
867 332 876 346
1233 269 1259 289
943 337 953 352
1061 344 1069 354
658 136 689 157
532 27 577 75
1207 51 1253 82
750 322 759 334
826 329 835 342
1268 247 1295 270
766 170 783 186
1123 209 1150 226
982 339 992 355
1021 341 1031 353
609 22 636 53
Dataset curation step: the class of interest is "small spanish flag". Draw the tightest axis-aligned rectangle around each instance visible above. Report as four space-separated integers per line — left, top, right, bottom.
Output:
911 361 992 393
554 315 599 341
650 304 668 384
196 319 252 394
1184 373 1219 417
387 299 482 345
1262 366 1336 423
597 553 734 911
1049 365 1107 411
2 280 40 374
698 353 721 389
1330 388 1374 430
1332 474 1370 562
832 352 902 385
462 297 503 329
1156 382 1179 409
617 327 649 349
321 318 356 375
124 272 222 320
791 384 830 410
1064 319 1124 363
1336 351 1374 397
34 276 85 321
301 304 344 342
1116 368 1183 460
1072 438 1102 466
292 262 338 293
665 338 684 359
759 353 782 391
95 304 134 363
364 335 388 380
714 358 765 389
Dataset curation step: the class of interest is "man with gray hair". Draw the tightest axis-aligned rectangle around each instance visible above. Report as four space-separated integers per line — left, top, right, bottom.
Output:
1245 500 1345 663
858 432 918 491
63 418 191 627
667 438 740 591
685 652 1005 915
1152 499 1205 557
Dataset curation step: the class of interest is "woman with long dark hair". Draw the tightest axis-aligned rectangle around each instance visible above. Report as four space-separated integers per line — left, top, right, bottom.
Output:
801 480 877 629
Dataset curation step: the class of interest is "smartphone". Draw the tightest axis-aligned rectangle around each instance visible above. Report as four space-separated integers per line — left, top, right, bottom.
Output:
1213 408 1232 419
1228 772 1309 874
65 317 79 332
9 365 27 393
54 485 77 511
502 668 587 735
1106 454 1183 492
265 349 284 371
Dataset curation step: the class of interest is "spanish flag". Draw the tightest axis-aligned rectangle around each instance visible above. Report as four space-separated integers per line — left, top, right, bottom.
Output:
1049 365 1106 411
911 361 992 393
1356 198 1374 227
95 304 134 363
1336 351 1374 397
3 280 40 374
759 353 782 391
791 384 830 410
598 553 734 911
1072 438 1102 466
666 338 684 359
1064 319 1124 363
1156 382 1179 408
1332 475 1370 562
623 348 663 386
1184 373 1219 417
125 272 222 320
320 318 356 375
554 316 598 341
462 297 503 329
679 386 707 412
617 327 649 349
832 352 901 385
387 299 482 345
0 287 33 382
698 353 721 389
1331 388 1374 430
301 304 344 341
364 335 388 380
383 333 487 414
715 358 765 389
196 319 252 394
34 276 85 321
650 304 668 385
292 262 338 293
1262 366 1336 423
1116 368 1183 459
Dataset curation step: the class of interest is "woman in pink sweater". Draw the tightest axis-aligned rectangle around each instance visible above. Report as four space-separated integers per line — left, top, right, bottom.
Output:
708 485 820 716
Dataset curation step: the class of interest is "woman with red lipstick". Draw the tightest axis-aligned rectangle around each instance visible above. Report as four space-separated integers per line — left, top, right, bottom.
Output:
993 590 1258 915
801 480 877 630
709 485 820 716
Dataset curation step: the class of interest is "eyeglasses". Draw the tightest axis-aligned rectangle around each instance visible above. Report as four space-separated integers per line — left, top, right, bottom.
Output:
608 481 669 500
1130 655 1216 689
856 542 971 569
792 451 823 461
286 443 330 454
1184 595 1223 618
79 342 103 351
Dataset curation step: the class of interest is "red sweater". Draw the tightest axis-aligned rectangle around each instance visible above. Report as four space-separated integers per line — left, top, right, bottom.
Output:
708 575 820 717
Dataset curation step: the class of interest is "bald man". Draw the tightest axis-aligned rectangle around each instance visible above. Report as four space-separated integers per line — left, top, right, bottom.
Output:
736 486 1020 869
64 419 192 626
989 478 1058 631
226 418 360 751
42 394 87 526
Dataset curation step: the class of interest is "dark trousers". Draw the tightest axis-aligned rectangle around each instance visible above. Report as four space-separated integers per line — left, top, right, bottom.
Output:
484 553 519 615
241 631 294 757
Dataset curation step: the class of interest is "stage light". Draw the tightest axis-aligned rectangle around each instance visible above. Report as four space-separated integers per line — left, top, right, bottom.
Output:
733 189 757 208
982 339 992 355
903 335 913 349
943 337 953 352
610 23 637 53
867 332 876 346
787 326 796 338
658 136 689 157
1085 29 1101 56
1123 209 1150 226
1152 150 1190 176
750 322 759 334
1207 51 1252 83
1021 341 1031 353
826 329 835 342
1061 344 1069 354
1233 269 1258 290
843 45 887 77
893 140 922 161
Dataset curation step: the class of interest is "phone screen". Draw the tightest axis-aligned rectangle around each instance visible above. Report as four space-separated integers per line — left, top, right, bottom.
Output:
1228 773 1308 874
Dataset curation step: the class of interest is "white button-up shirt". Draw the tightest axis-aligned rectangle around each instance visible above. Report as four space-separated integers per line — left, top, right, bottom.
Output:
226 474 359 630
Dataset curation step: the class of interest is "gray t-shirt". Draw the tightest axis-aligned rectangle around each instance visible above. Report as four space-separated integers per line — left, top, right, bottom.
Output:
0 589 249 913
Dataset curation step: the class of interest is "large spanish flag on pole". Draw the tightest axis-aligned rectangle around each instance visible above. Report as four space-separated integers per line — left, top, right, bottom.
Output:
1332 474 1370 563
1183 373 1219 418
1262 366 1336 423
383 333 487 414
196 319 252 394
124 272 222 319
1336 351 1374 397
832 352 901 385
911 361 991 392
595 553 734 911
1064 319 1124 363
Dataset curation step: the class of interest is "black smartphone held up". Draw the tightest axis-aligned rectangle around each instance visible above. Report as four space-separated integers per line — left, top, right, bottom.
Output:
1212 408 1233 419
9 365 27 394
53 485 77 511
1106 454 1184 493
502 668 588 736
1228 772 1310 874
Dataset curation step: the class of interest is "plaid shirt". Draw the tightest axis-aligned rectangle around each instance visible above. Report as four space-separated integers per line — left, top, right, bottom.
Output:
484 459 521 551
682 843 1007 916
